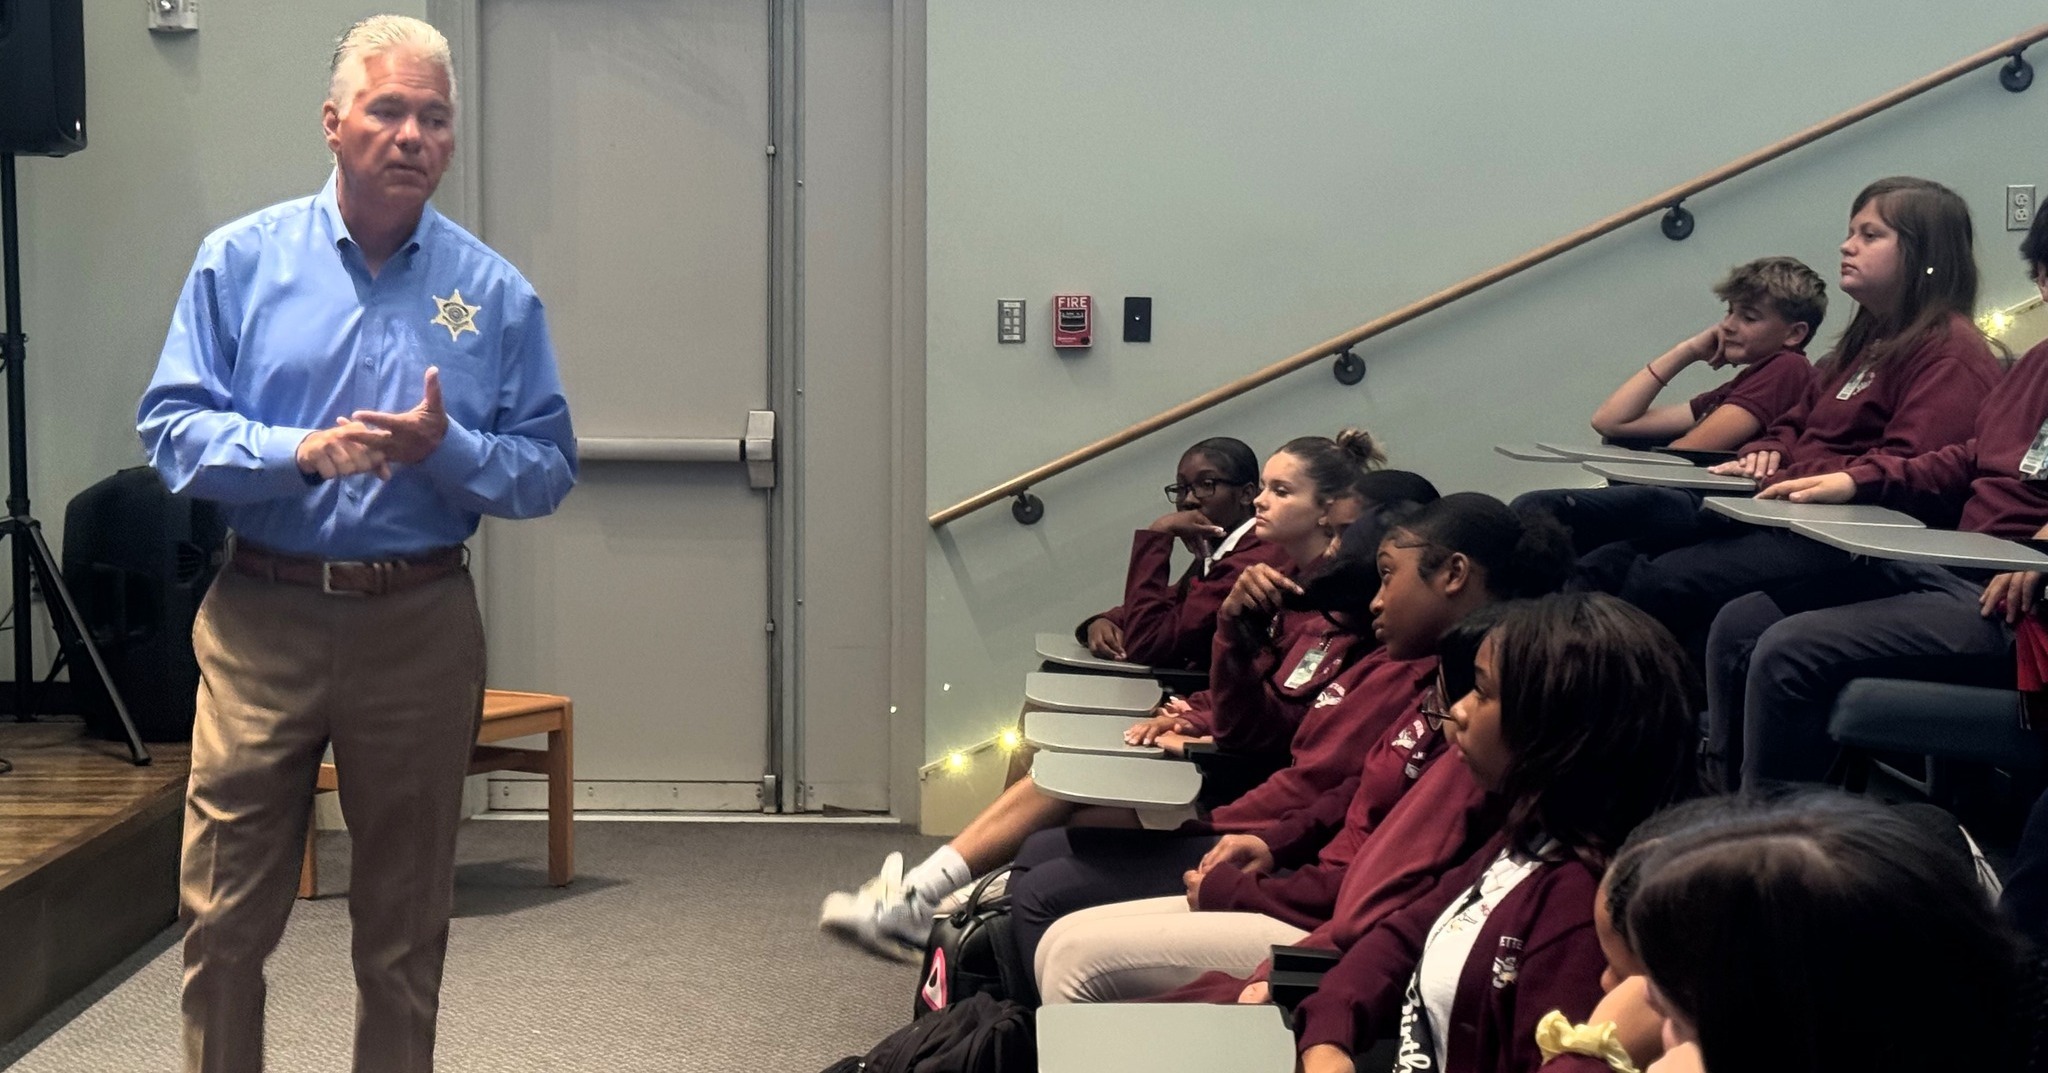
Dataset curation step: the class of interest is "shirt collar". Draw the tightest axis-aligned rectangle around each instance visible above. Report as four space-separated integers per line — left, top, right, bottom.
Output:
315 169 438 262
1212 516 1256 559
1203 516 1258 574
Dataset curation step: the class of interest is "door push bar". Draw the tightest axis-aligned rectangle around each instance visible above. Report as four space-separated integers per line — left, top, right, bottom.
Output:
577 410 777 489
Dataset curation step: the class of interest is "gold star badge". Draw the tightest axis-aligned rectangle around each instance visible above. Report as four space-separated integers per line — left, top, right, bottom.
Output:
430 289 481 342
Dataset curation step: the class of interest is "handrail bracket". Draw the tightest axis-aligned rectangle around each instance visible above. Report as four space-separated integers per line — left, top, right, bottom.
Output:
1332 348 1366 386
2003 51 2034 93
1661 202 1696 242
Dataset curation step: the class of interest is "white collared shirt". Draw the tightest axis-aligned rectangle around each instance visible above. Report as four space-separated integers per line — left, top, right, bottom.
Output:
1202 516 1258 576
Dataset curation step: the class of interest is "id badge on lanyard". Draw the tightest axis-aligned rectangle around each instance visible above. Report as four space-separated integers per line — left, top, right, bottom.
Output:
2020 418 2048 479
1835 368 1875 401
1283 638 1332 690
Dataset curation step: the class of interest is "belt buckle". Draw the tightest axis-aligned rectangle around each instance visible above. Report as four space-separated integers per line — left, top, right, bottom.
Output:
321 560 372 596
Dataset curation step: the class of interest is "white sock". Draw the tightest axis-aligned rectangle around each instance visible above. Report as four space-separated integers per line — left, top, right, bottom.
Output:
902 844 971 903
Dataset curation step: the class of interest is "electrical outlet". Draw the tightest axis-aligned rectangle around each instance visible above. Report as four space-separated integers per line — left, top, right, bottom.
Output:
2009 184 2036 231
997 299 1025 344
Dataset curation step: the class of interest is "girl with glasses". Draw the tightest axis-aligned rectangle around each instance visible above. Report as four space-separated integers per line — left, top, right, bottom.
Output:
1075 435 1288 669
821 431 1391 962
1294 594 1699 1073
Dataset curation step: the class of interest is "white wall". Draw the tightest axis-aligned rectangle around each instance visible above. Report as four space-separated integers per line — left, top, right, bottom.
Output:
923 2 2048 758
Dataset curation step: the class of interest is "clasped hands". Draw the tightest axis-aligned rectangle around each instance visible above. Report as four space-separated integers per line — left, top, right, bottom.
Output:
295 368 448 480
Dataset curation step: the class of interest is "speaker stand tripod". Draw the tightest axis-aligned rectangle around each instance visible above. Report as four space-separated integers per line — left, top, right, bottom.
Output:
0 153 147 768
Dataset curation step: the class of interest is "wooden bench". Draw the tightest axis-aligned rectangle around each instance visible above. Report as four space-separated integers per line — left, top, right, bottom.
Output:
298 689 574 899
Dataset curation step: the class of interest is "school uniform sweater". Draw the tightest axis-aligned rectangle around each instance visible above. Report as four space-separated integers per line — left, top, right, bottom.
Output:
1199 644 1435 836
1848 337 2048 539
1196 712 1452 930
1076 525 1290 670
1173 607 1355 755
1686 348 1815 427
1155 753 1496 1004
1142 556 1309 724
1737 314 2000 497
1295 849 1608 1073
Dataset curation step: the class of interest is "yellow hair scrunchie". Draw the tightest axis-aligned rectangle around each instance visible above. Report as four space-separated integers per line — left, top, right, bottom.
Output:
1533 1011 1640 1073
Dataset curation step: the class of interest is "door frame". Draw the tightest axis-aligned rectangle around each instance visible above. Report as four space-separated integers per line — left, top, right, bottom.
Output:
425 0 926 821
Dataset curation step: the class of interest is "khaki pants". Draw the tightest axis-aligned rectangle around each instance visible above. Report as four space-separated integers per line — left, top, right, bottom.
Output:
180 565 486 1073
1034 895 1307 1004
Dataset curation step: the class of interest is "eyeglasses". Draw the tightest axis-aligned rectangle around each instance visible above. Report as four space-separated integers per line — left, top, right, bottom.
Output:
1164 477 1245 504
1420 672 1449 732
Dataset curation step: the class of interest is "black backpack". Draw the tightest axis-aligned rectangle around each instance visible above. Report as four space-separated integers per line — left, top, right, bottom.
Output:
914 867 1037 1017
818 992 1035 1073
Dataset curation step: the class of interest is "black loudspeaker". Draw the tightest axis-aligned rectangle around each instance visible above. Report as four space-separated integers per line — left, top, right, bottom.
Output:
0 0 86 156
62 467 224 741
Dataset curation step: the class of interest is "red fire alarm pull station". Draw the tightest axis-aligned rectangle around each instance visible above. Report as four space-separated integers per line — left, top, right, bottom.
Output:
1054 294 1093 348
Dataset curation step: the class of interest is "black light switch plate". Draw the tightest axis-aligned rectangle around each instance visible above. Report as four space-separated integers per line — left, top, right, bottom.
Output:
1123 296 1152 343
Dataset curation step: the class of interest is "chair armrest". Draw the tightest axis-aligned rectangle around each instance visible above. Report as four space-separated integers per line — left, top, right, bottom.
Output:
1270 944 1341 974
1267 969 1327 1019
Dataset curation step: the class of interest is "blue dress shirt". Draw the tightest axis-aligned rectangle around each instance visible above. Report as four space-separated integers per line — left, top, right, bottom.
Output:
138 173 578 559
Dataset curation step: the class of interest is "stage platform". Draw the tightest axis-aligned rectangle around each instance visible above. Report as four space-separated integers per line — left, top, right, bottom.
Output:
0 720 189 1044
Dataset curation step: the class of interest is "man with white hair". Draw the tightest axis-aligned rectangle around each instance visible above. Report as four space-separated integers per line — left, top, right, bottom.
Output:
136 15 576 1072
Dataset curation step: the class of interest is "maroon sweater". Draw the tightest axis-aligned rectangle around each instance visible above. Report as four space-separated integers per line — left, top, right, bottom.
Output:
1200 644 1434 835
1687 348 1815 427
1738 314 2000 493
1076 528 1290 670
1158 749 1495 1004
1848 337 2048 539
1175 608 1358 754
1295 850 1608 1073
1198 711 1449 930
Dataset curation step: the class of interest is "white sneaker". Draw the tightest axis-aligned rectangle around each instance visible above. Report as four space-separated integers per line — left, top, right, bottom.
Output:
819 851 937 963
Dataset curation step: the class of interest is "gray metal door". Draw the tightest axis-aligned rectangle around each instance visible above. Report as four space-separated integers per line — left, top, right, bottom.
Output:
474 0 779 811
447 0 906 815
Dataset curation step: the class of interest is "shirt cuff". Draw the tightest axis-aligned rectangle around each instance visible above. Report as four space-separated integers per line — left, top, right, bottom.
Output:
1844 462 1883 499
417 417 487 487
258 424 323 491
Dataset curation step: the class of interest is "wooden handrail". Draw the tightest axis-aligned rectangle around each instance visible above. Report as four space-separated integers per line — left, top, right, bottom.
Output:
930 23 2048 529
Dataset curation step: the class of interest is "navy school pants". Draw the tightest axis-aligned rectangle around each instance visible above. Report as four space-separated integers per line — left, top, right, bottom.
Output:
1703 560 2013 789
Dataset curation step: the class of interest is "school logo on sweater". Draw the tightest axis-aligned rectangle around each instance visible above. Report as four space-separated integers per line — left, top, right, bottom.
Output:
430 289 481 341
1313 683 1347 708
1493 936 1524 990
1491 954 1519 990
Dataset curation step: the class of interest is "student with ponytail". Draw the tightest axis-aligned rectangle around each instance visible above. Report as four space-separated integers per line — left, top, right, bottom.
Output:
819 430 1387 962
1076 436 1290 670
1034 495 1579 1004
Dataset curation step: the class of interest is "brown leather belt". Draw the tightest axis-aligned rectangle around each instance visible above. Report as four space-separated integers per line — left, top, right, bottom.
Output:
229 541 468 596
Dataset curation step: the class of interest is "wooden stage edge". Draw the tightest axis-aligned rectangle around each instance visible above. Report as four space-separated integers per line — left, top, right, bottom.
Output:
0 720 190 1046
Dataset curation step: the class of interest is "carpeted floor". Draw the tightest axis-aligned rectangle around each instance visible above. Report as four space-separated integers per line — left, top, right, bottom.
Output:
0 819 946 1072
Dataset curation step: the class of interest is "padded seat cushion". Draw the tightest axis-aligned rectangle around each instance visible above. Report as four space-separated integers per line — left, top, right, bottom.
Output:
1829 679 2044 771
